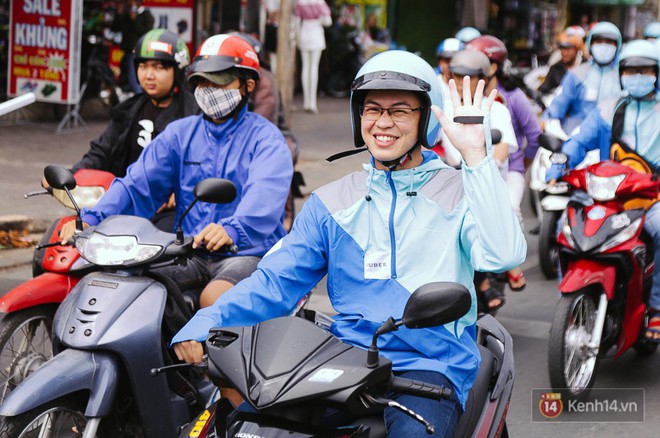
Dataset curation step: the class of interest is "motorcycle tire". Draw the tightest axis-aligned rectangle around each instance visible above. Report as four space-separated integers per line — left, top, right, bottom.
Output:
0 305 57 405
539 211 561 280
0 394 90 437
548 290 601 401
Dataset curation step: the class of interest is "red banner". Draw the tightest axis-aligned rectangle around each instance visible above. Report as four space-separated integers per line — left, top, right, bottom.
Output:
8 0 83 104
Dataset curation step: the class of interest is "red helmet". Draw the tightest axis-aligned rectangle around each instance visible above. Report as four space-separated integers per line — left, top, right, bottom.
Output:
188 34 260 84
466 35 508 65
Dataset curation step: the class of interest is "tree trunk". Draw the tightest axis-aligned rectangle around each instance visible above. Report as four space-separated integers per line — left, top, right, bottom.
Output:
554 0 569 38
277 0 297 126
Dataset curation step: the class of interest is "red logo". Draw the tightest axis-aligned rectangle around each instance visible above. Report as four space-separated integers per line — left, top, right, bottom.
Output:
539 392 563 419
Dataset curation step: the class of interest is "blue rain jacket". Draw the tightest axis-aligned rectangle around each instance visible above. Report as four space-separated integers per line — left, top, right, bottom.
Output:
543 60 622 134
81 106 293 256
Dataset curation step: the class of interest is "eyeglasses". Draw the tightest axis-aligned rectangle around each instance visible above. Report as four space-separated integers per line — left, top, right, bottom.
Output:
359 105 422 122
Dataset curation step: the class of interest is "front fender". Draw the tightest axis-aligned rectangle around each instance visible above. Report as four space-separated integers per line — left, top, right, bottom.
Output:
0 349 119 417
559 259 616 299
0 272 78 313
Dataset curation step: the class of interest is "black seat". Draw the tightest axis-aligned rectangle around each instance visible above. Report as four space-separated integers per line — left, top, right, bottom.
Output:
453 344 495 437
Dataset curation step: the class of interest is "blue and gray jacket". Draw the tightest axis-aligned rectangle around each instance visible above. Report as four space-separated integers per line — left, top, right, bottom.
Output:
81 106 293 256
173 151 527 406
546 93 660 181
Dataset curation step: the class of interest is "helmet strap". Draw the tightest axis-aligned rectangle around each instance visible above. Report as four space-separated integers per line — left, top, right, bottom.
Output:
373 144 420 171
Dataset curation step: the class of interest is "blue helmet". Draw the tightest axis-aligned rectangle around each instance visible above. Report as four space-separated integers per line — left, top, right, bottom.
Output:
350 50 443 149
455 27 481 44
618 39 660 91
586 21 622 52
643 22 660 39
436 38 464 58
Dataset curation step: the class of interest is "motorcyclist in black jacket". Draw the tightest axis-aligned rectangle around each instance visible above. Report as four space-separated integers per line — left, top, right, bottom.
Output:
43 29 199 231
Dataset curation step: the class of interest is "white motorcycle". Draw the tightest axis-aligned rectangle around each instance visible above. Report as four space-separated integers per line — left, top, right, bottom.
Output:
528 120 598 279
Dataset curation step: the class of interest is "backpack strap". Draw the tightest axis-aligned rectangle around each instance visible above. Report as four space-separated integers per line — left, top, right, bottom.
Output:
610 96 630 147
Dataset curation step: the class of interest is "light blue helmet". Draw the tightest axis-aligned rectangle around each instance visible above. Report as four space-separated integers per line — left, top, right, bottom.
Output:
350 50 443 149
643 22 660 39
436 37 464 58
586 21 622 52
455 27 481 44
619 39 660 90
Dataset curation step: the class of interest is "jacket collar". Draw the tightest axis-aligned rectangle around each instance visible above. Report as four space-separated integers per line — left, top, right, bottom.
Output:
202 105 248 141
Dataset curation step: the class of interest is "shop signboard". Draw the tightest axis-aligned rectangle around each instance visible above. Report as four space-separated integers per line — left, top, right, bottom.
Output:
144 0 195 54
7 0 83 104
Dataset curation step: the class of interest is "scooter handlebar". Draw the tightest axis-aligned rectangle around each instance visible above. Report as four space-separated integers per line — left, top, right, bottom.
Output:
389 375 453 400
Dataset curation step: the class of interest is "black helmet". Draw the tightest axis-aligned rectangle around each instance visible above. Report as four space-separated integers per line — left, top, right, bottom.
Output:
134 29 190 70
134 29 190 93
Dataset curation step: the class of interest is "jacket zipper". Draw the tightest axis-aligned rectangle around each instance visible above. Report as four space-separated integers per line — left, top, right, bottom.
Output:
387 172 397 279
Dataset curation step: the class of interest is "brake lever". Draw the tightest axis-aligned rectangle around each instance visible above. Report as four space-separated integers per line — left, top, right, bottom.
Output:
150 355 208 376
24 190 50 199
362 394 436 435
35 241 74 250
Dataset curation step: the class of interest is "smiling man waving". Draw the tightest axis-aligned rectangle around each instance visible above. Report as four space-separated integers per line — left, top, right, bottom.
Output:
173 50 526 437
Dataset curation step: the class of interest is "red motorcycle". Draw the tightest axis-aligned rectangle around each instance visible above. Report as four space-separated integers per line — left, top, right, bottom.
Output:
0 169 114 404
547 159 659 401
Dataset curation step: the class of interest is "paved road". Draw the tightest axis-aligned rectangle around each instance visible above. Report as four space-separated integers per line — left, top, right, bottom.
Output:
1 95 658 436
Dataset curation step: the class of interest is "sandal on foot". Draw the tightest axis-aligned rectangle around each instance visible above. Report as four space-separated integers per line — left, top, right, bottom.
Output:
644 309 660 343
481 287 506 311
507 271 526 292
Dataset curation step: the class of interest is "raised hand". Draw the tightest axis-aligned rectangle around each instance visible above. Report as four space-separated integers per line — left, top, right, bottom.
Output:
432 76 497 167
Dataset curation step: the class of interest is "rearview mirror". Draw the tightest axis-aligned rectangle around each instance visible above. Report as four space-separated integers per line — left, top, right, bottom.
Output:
175 178 238 245
44 165 76 191
538 133 565 153
194 178 237 205
402 282 471 329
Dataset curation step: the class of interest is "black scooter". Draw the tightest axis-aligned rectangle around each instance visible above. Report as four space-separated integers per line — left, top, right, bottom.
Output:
0 166 237 437
172 283 514 437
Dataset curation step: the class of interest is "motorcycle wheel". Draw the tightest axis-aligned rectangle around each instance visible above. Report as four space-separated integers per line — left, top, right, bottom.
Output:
538 211 560 280
0 306 56 405
548 291 600 401
0 395 88 437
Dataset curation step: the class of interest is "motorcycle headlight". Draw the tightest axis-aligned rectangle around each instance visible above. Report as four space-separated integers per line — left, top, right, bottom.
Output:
76 233 162 266
53 186 107 209
599 217 643 252
586 173 625 201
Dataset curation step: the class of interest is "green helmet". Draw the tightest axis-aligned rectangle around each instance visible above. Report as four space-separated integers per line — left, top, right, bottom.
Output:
134 29 190 71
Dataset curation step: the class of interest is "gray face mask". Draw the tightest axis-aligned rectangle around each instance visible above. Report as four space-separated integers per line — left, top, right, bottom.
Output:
194 86 243 120
590 43 617 65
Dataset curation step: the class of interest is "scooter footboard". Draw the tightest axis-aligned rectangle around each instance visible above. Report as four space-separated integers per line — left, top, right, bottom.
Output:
0 349 119 417
559 259 616 299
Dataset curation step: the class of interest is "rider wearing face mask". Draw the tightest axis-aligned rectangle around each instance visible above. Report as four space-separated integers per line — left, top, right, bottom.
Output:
542 21 623 134
60 34 293 310
545 40 660 340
